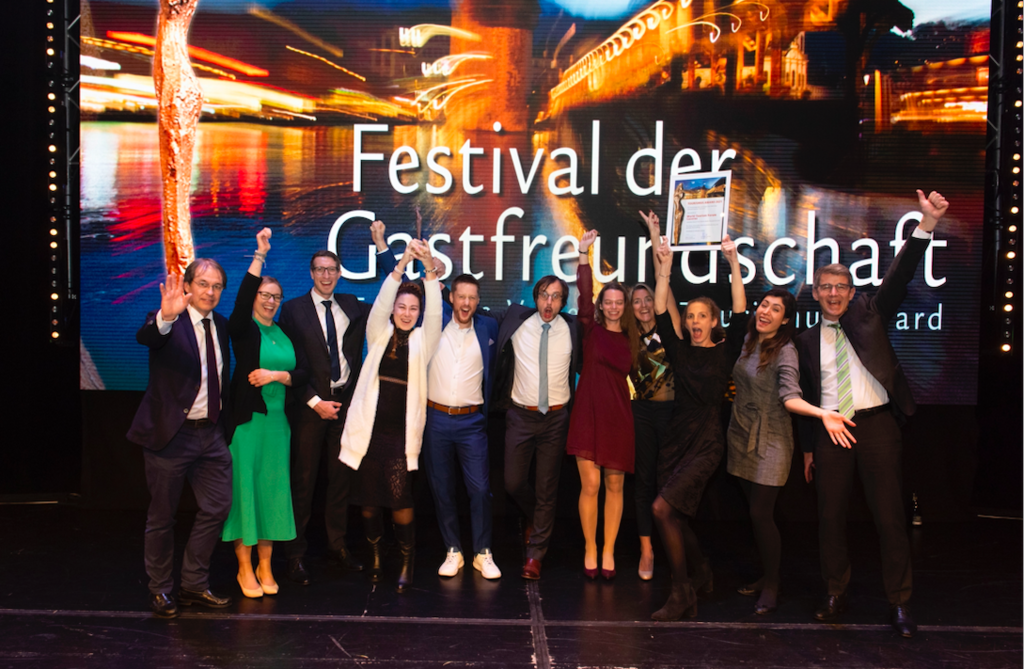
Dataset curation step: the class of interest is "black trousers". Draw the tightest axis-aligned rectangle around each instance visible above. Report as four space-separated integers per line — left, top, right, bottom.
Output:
286 403 353 558
504 405 569 561
143 422 232 594
632 399 674 538
814 410 912 605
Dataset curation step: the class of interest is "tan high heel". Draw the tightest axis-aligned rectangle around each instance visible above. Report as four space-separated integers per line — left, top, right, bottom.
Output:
255 564 279 595
237 572 264 599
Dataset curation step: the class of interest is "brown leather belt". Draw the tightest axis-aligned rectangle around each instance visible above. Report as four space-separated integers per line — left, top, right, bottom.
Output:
513 402 566 412
427 400 481 415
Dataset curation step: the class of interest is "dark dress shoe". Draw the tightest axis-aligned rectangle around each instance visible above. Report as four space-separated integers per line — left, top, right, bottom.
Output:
178 588 232 609
521 558 542 580
584 566 598 580
601 568 616 581
329 547 365 571
287 557 311 585
890 604 917 638
814 593 848 621
150 593 178 618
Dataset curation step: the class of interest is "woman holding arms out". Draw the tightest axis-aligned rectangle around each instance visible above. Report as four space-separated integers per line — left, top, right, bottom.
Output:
565 230 641 579
649 234 747 620
727 289 856 614
340 239 442 594
630 211 683 580
222 228 304 598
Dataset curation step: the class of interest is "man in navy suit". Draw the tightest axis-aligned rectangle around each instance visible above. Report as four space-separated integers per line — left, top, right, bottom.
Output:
796 190 949 638
127 259 235 618
423 274 501 579
277 222 396 584
494 276 581 580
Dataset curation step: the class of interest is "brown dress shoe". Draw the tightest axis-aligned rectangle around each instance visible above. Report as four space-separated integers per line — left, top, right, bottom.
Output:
521 558 542 580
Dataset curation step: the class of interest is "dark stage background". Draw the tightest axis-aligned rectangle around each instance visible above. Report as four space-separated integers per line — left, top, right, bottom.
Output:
1 0 1019 520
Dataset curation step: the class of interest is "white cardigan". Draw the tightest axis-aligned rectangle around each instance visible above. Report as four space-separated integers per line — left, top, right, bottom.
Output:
340 274 442 471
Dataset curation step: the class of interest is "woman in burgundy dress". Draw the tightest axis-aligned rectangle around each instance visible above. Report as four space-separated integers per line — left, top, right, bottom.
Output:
566 230 642 579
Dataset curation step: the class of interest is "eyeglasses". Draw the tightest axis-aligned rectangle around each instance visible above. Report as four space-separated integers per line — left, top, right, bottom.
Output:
193 280 224 292
539 292 563 302
312 266 340 276
817 283 852 294
257 291 283 302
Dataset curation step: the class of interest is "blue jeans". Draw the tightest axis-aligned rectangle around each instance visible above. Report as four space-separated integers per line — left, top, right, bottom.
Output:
422 408 492 554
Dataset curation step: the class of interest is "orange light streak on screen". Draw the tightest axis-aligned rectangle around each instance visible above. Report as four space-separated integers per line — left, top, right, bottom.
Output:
106 31 269 77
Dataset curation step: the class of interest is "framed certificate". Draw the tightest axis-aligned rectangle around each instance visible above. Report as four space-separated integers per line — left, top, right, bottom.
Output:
666 171 731 250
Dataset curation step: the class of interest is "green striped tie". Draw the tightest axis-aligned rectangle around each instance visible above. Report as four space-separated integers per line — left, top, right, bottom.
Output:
829 323 855 420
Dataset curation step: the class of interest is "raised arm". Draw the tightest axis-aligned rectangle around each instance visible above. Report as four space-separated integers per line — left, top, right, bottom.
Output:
721 234 746 315
577 229 598 331
230 228 272 338
654 235 673 316
413 239 443 354
367 242 415 341
641 210 681 335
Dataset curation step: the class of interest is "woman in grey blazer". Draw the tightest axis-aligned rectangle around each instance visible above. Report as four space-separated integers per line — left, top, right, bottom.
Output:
727 288 855 615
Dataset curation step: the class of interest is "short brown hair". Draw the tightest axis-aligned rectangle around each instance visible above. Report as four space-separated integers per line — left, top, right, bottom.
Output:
813 263 852 288
450 274 480 294
532 275 569 305
310 250 340 271
183 258 226 288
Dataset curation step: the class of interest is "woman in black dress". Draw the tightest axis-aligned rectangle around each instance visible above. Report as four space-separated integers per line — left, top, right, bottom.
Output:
649 234 748 621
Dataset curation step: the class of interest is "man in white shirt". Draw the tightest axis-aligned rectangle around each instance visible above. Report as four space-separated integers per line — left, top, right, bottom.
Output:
494 275 580 580
796 190 949 638
424 274 501 579
128 259 234 618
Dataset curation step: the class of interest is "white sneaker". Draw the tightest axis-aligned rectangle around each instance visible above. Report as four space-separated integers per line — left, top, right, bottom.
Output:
473 549 502 579
438 548 464 577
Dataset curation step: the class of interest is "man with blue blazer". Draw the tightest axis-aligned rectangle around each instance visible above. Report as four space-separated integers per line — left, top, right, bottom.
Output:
423 274 501 579
796 190 948 638
127 259 234 618
277 222 397 585
493 275 581 580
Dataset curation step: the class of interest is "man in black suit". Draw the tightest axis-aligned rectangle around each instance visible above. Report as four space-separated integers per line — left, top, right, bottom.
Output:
796 190 948 638
493 275 581 580
127 259 235 618
278 221 396 584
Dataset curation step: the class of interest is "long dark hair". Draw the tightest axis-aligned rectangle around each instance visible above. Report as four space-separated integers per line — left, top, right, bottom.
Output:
596 282 642 372
742 288 797 372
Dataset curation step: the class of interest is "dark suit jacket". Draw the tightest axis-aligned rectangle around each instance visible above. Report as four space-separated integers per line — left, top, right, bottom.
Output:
278 251 397 409
795 234 930 453
491 305 581 414
127 306 231 451
224 272 310 443
438 303 499 415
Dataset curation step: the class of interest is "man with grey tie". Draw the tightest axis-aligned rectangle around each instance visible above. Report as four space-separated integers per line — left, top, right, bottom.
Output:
795 190 948 638
493 275 580 580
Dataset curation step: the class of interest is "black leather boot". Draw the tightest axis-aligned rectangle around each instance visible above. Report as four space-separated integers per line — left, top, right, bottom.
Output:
651 581 698 621
691 559 714 596
365 513 384 584
394 521 415 594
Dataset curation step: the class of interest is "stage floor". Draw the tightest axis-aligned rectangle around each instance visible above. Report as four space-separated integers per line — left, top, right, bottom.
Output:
0 504 1020 668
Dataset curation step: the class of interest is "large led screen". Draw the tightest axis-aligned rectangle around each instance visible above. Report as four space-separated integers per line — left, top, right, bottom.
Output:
80 0 991 404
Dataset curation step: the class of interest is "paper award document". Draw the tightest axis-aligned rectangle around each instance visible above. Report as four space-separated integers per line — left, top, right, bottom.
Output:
666 171 731 250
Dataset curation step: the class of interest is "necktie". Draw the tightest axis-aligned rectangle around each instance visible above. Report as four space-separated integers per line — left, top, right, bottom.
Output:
538 323 551 414
202 318 221 423
829 323 855 419
323 300 341 383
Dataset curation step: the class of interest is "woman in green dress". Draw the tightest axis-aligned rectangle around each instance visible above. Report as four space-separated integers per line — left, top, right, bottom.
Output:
222 228 303 598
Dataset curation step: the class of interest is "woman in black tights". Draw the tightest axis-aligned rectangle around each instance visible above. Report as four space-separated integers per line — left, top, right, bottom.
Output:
648 235 746 620
726 288 855 614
